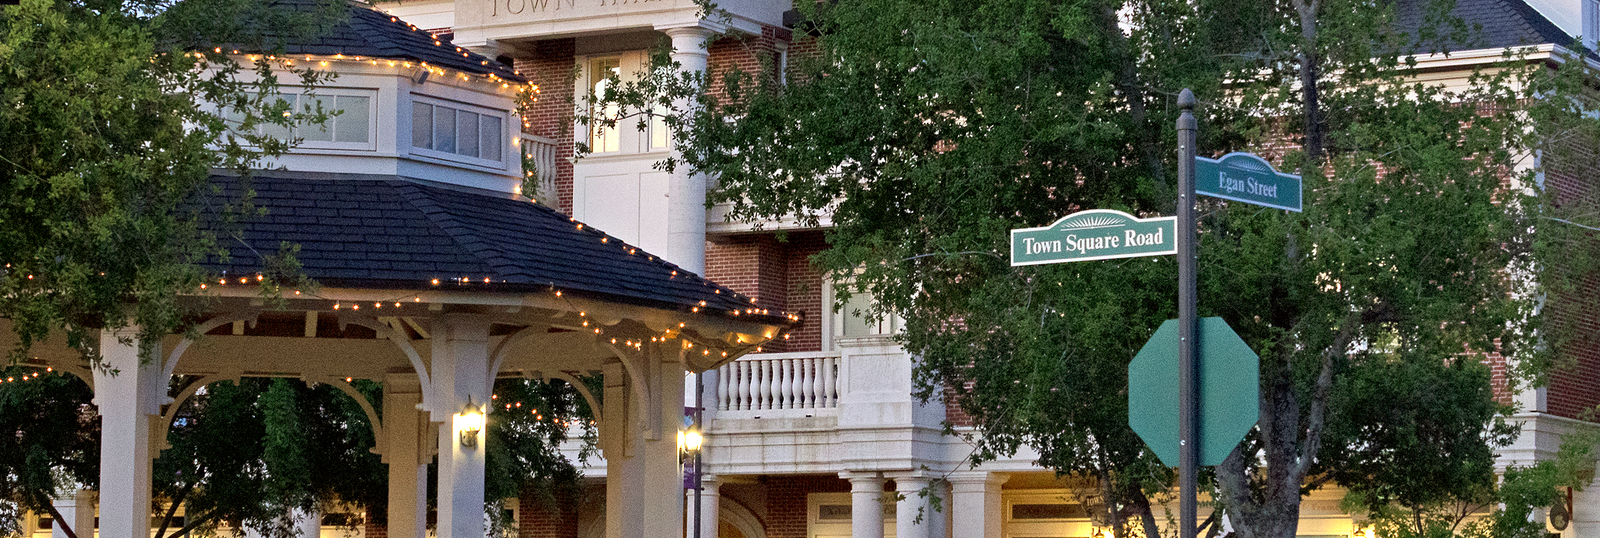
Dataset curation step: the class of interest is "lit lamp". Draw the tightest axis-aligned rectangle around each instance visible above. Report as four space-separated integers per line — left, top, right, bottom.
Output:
677 423 703 461
1352 529 1367 538
457 396 485 448
1092 529 1105 538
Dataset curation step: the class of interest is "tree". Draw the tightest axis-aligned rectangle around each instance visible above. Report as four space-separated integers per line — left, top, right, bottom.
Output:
592 0 1584 536
0 0 335 362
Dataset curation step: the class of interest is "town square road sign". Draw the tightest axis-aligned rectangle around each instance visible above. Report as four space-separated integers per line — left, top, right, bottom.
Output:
1128 317 1260 467
1196 152 1303 212
1011 209 1178 266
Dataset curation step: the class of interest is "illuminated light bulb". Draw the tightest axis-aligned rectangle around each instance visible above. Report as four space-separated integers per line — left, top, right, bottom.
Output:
294 290 300 295
484 277 491 283
374 302 381 308
200 284 207 289
320 61 328 67
346 377 353 382
601 238 608 243
334 304 341 309
431 279 440 285
610 338 616 344
232 50 239 54
414 297 421 302
394 302 401 307
220 279 227 285
214 47 222 53
692 307 698 313
555 291 562 297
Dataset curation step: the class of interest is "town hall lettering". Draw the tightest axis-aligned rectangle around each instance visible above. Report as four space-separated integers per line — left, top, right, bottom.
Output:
492 0 660 17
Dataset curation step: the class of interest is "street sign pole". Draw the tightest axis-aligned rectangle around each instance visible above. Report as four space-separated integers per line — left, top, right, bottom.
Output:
1176 89 1199 538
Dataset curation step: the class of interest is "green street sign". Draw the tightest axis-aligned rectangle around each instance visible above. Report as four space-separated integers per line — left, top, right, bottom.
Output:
1128 317 1260 467
1196 152 1303 212
1010 209 1177 266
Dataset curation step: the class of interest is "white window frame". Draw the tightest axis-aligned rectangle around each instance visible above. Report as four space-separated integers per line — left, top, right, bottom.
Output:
226 87 378 151
410 94 512 169
822 278 902 350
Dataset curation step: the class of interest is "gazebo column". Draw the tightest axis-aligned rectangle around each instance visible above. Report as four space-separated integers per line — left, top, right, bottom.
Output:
94 327 164 538
600 344 685 538
431 313 492 538
383 373 430 538
50 489 94 538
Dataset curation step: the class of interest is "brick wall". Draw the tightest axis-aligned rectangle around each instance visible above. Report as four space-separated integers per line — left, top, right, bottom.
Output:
363 519 387 538
705 25 792 101
1536 126 1600 419
781 232 827 353
514 39 578 214
763 475 850 538
518 484 582 538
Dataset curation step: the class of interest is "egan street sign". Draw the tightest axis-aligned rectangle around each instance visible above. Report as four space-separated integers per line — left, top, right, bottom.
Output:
1196 152 1303 212
1010 209 1178 266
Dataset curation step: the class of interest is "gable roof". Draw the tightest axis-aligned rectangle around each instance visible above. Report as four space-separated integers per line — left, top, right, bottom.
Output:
1396 0 1578 53
202 172 785 323
244 0 522 80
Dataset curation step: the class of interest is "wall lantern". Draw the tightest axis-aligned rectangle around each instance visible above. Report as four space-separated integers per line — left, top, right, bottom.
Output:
457 396 485 448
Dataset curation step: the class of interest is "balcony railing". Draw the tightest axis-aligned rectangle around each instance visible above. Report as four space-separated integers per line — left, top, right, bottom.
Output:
521 134 560 208
715 351 840 412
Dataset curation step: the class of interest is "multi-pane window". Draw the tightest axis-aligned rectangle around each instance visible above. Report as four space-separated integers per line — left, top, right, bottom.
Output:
412 100 505 163
590 57 622 153
227 90 374 149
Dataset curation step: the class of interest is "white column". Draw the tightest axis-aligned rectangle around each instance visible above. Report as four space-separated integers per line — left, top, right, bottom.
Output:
384 374 429 538
656 24 717 275
431 313 492 538
894 474 934 538
949 472 1007 538
843 472 885 538
293 509 320 538
602 342 686 538
95 328 163 538
686 474 721 538
51 489 96 538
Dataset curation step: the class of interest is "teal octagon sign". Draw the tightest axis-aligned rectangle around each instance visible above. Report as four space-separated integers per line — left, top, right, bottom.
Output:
1128 317 1260 467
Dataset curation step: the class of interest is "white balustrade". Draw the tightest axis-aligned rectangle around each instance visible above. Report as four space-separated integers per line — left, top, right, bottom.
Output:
519 134 561 208
715 352 841 412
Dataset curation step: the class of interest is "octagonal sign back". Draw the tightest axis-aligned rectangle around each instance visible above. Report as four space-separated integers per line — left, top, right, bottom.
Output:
1127 317 1260 466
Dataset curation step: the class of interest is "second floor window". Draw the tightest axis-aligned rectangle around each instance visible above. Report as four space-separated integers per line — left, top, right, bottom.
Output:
590 57 622 153
412 98 505 164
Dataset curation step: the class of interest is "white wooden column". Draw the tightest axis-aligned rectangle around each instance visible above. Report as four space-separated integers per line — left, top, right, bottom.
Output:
50 489 95 538
431 313 492 538
656 24 717 275
384 374 430 538
94 327 163 538
600 342 686 538
949 472 1007 538
893 474 934 538
842 471 885 538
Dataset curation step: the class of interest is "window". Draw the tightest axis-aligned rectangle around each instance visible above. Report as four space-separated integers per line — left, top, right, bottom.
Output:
648 104 669 150
824 279 901 349
225 90 375 150
412 98 506 164
590 57 622 153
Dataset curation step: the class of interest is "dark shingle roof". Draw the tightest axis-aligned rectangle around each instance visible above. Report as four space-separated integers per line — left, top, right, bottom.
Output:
245 0 522 80
204 173 781 321
1396 0 1578 53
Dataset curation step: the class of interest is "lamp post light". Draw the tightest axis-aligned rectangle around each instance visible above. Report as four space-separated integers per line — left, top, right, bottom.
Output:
678 374 708 538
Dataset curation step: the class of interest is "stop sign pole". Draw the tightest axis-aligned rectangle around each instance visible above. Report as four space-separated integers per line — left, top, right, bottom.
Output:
1176 89 1199 538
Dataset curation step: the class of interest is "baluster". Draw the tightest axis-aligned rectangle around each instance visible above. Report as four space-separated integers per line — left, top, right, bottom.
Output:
796 357 812 408
821 356 837 407
717 363 732 411
737 361 750 411
775 359 788 409
784 358 797 409
808 357 821 408
756 360 771 410
790 358 803 408
765 359 779 410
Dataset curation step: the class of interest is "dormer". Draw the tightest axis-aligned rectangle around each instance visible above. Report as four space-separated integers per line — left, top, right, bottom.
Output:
223 0 534 194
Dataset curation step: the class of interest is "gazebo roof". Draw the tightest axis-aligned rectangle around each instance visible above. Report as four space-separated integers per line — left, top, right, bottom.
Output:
204 172 789 325
240 0 523 80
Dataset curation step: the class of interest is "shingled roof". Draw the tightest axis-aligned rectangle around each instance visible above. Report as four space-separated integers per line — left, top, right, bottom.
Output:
202 172 783 323
1395 0 1578 53
243 0 522 80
